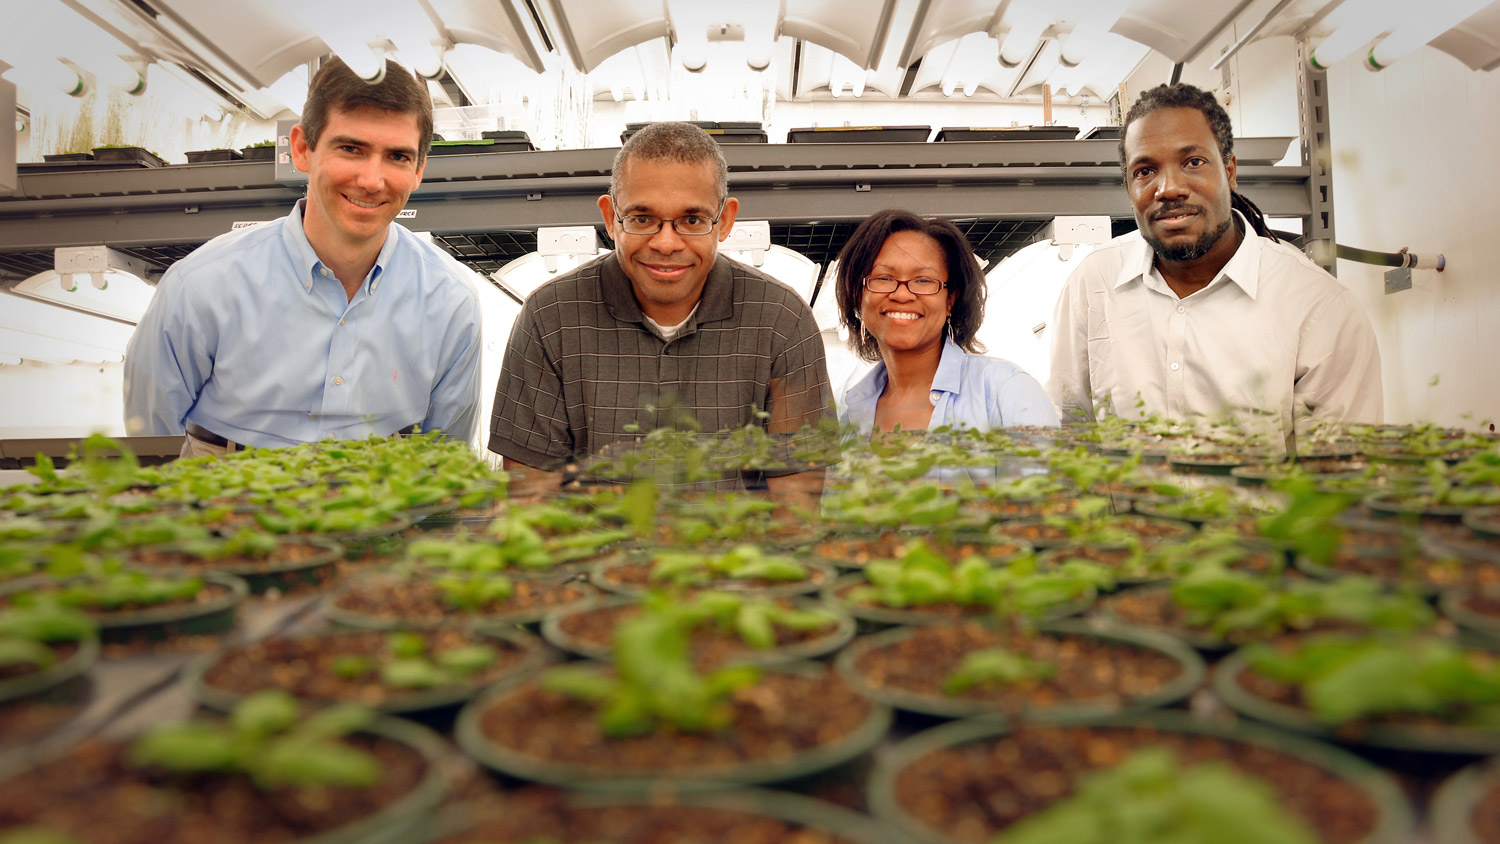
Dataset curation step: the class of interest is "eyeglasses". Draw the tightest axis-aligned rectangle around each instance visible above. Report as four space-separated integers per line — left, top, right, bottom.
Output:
863 275 947 295
614 200 727 236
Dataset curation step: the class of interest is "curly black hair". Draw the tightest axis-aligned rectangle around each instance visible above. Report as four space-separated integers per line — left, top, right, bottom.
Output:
834 209 987 363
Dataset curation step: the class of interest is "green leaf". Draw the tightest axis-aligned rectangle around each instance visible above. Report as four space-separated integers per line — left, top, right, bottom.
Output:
435 644 498 675
386 631 428 658
232 690 300 738
0 637 57 670
253 740 381 789
129 722 239 773
331 654 375 679
293 704 376 742
380 658 452 689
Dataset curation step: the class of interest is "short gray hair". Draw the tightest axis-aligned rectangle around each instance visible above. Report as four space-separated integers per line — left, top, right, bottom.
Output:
610 122 728 205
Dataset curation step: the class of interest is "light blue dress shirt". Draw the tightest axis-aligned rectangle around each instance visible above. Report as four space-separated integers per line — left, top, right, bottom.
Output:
839 336 1060 433
124 201 482 447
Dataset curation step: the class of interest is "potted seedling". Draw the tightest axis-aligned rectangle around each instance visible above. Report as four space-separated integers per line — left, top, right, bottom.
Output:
191 627 547 716
868 713 1412 844
592 543 833 598
0 604 98 704
455 607 889 790
241 140 277 161
542 589 854 669
0 690 449 842
90 144 166 167
1216 631 1500 753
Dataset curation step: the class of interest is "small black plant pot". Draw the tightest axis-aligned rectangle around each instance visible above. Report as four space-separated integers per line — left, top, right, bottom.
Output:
241 145 276 161
91 146 165 167
186 148 243 163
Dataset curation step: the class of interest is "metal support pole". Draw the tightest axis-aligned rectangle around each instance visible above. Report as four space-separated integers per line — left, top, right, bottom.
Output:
1296 37 1337 274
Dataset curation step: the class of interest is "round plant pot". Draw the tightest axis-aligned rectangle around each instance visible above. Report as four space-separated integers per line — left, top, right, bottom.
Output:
1440 587 1500 648
1464 508 1500 541
1431 757 1500 844
124 537 344 594
185 626 551 717
453 662 891 793
0 713 451 844
5 571 250 643
819 573 1094 629
590 555 834 599
833 618 1204 720
867 711 1412 844
322 570 597 630
540 595 856 668
1213 645 1500 754
0 636 99 705
1365 490 1480 524
430 788 892 844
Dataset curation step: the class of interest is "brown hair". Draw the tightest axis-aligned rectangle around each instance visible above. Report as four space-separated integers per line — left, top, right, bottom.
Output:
835 209 988 363
299 56 434 166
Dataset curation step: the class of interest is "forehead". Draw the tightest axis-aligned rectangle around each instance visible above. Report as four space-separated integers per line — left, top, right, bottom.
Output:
317 105 423 151
873 230 946 272
1124 107 1221 162
615 157 721 211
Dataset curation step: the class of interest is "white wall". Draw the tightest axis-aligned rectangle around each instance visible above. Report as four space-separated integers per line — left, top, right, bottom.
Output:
1326 49 1500 428
0 359 127 438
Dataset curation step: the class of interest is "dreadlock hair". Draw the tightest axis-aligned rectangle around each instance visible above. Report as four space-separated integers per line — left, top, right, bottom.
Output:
1120 82 1279 243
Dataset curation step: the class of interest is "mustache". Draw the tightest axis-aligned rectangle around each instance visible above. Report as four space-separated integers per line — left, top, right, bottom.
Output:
1152 203 1203 220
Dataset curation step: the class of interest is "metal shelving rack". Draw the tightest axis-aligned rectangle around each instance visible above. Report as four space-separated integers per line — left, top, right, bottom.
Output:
0 137 1309 278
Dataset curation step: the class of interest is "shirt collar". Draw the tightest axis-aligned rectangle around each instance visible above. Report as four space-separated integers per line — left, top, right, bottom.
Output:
600 252 735 328
1115 209 1261 299
930 336 966 396
281 199 394 298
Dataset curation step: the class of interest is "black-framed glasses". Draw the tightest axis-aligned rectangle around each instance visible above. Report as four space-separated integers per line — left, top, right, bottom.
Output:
863 275 947 295
614 200 727 236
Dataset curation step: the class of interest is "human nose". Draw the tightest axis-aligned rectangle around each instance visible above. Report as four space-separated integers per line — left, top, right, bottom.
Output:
646 219 687 252
1154 166 1188 201
886 279 919 300
354 155 384 191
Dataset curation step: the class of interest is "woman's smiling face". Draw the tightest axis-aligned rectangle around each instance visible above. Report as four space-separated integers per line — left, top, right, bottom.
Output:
859 230 956 358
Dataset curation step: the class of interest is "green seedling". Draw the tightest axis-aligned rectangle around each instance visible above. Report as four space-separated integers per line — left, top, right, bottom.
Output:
1245 633 1500 725
648 544 808 586
129 689 381 790
434 572 515 612
375 631 498 689
942 647 1054 695
1168 567 1433 638
851 541 1111 617
1255 477 1359 566
995 747 1319 844
645 590 837 649
541 610 761 738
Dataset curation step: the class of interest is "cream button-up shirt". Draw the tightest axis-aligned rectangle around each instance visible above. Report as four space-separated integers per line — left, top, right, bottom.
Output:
1046 212 1383 442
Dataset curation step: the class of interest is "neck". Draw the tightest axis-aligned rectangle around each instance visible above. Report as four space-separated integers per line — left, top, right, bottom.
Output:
303 207 386 302
1156 221 1244 298
880 337 945 395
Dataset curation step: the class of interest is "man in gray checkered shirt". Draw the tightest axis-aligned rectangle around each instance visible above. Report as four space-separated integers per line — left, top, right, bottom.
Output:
488 122 833 496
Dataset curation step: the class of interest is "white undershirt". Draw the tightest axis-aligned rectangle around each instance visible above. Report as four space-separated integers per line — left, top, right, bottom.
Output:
643 304 699 342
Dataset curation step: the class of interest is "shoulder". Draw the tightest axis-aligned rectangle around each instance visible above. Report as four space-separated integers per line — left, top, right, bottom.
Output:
389 228 481 307
1064 231 1143 289
523 254 610 309
163 218 288 282
722 258 816 324
1253 236 1359 307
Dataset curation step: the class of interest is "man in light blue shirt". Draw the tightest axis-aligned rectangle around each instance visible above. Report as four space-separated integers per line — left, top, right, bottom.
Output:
124 57 481 454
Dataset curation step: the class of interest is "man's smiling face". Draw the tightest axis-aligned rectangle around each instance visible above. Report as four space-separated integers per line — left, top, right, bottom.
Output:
1124 106 1238 265
292 104 425 254
598 156 738 325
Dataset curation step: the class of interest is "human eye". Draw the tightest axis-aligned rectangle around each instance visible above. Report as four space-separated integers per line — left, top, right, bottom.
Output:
1132 165 1155 179
915 277 943 291
627 214 657 225
680 215 709 227
1185 156 1209 168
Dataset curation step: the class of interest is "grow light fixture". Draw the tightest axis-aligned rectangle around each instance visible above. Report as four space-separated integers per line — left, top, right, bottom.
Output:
13 246 156 324
536 226 600 274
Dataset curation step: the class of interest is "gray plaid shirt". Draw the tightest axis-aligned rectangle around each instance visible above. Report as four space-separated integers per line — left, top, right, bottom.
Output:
488 253 832 471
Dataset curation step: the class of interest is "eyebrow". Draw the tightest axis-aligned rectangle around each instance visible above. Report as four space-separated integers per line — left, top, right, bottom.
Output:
325 134 419 159
1129 143 1211 169
620 202 716 215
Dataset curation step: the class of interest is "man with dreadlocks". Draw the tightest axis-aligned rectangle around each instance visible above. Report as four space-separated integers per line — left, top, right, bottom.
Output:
1046 82 1382 446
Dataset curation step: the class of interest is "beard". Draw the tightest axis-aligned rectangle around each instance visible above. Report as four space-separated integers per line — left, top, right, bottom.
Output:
1143 212 1233 263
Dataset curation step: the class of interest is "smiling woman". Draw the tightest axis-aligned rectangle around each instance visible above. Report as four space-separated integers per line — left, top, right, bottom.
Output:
834 210 1059 434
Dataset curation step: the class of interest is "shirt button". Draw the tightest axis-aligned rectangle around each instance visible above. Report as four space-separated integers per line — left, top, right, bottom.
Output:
320 268 329 277
304 282 311 290
339 318 346 326
333 376 343 385
1170 362 1180 371
930 392 941 403
1177 305 1185 314
325 433 334 440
